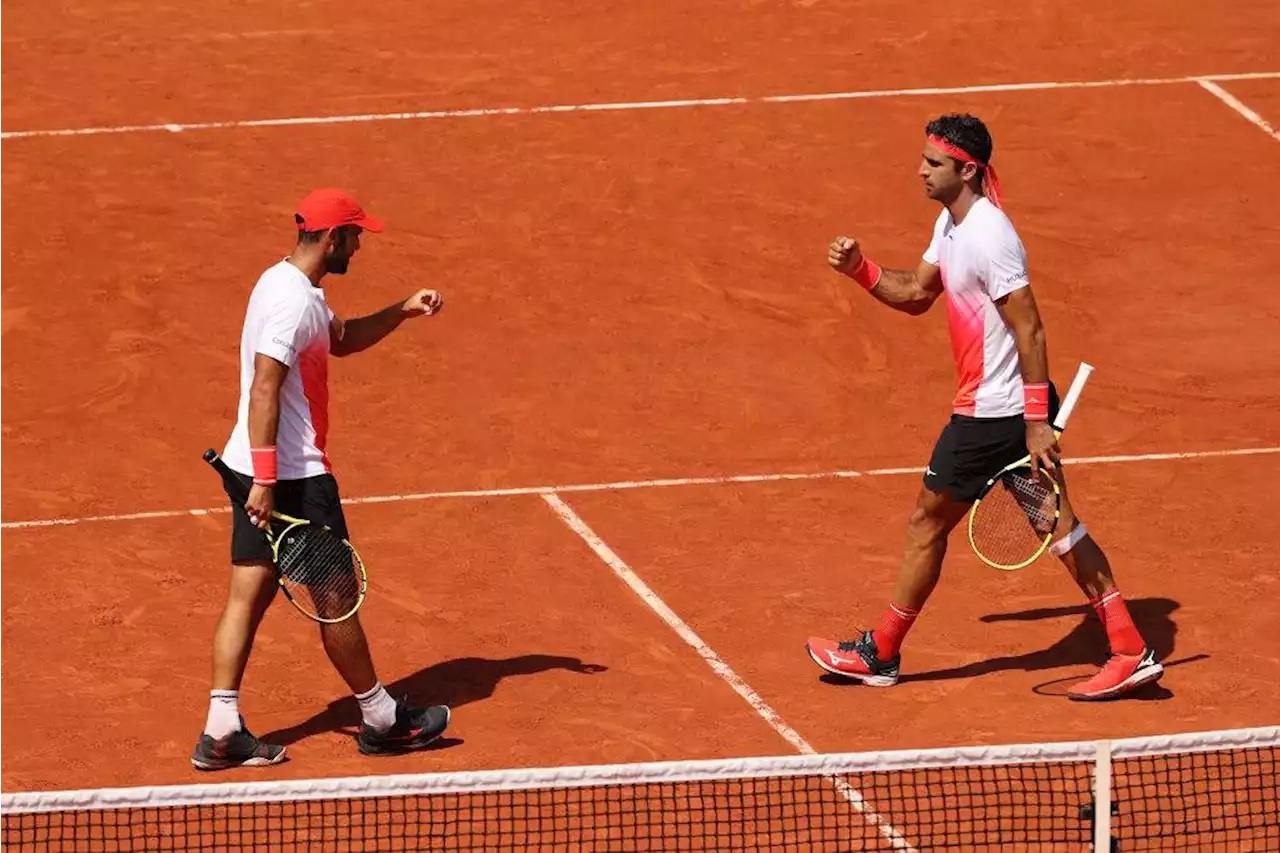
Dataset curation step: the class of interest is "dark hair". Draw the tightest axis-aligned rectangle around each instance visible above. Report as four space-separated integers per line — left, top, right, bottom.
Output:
294 216 358 244
295 214 326 243
925 114 992 182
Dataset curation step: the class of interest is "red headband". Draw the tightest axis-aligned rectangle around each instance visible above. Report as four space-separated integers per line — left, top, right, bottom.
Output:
927 134 1002 209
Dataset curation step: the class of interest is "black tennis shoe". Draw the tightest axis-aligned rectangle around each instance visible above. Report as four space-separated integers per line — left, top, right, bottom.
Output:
357 698 451 755
191 719 287 771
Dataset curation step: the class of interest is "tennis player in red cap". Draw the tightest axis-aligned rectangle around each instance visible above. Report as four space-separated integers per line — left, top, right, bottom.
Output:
805 115 1163 701
192 189 450 770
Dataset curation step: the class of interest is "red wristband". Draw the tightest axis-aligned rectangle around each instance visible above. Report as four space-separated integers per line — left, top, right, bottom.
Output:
1023 383 1050 421
250 446 278 486
843 255 883 292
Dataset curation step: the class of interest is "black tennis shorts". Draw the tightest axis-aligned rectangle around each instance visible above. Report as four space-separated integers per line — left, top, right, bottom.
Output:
923 383 1061 503
225 470 350 564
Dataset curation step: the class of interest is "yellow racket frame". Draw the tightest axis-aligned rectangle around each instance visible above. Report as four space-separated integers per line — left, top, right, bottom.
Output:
262 510 368 624
967 362 1094 571
967 445 1063 571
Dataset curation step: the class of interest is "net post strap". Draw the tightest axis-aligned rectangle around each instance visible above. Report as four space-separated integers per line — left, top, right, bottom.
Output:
1093 739 1113 852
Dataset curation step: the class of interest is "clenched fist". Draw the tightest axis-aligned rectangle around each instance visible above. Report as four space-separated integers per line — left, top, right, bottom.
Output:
402 289 444 317
828 236 863 274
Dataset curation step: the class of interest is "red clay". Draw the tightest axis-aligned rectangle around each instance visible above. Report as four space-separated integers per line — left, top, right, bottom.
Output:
562 454 1280 754
3 1 1278 132
1 498 790 791
2 3 1278 829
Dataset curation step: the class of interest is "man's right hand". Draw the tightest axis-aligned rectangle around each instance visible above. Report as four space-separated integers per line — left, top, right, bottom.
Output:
828 236 863 274
245 483 275 530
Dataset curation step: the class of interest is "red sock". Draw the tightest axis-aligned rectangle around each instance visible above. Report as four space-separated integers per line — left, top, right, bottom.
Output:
873 602 919 659
1091 590 1145 656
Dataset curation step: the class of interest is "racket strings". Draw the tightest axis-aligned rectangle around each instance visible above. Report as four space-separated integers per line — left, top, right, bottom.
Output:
276 525 361 620
970 468 1059 567
1002 471 1058 535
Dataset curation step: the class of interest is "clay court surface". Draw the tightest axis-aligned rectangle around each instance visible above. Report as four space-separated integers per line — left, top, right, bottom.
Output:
3 0 1279 809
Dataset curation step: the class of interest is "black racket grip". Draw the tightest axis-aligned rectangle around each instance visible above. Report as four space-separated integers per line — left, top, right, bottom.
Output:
203 448 252 504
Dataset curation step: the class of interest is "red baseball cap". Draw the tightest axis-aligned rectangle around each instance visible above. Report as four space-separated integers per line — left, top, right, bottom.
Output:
295 188 385 232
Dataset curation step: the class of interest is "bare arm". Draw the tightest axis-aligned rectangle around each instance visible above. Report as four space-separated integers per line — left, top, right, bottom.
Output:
330 289 443 357
994 286 1049 386
866 261 943 315
828 236 943 316
995 285 1060 473
244 354 288 529
330 301 408 358
248 354 287 447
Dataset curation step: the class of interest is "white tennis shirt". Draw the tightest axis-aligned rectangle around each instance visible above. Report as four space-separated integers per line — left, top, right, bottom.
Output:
222 259 335 480
923 197 1032 418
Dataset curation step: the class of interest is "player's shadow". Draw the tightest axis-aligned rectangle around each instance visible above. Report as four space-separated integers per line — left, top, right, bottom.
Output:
898 597 1193 697
263 654 608 748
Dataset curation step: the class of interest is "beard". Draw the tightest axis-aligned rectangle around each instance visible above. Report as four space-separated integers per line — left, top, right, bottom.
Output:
325 253 351 275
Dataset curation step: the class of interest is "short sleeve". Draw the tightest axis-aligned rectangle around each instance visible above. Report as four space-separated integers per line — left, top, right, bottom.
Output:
922 210 950 266
254 292 310 367
984 227 1031 300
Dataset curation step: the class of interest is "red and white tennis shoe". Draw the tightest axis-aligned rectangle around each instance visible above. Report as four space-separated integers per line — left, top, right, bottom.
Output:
1068 648 1164 701
806 631 900 687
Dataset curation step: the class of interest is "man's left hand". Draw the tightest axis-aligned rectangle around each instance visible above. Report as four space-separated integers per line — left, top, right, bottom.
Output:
402 289 444 317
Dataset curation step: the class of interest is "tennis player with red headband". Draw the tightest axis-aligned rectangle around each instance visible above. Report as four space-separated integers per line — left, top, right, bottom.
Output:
192 189 451 770
805 114 1164 701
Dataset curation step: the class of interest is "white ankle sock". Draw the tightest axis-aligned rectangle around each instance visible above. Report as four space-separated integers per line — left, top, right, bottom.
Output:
355 682 397 732
205 690 241 739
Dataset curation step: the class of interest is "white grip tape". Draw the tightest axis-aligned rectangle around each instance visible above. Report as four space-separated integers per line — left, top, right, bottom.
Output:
1052 362 1095 431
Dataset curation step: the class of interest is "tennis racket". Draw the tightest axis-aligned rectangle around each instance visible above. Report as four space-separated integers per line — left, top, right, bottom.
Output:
967 362 1095 571
203 449 368 623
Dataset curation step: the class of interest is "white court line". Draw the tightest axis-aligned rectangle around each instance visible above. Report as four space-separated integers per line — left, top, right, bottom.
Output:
2 445 1277 530
540 493 915 851
2 71 1278 140
1195 79 1280 142
539 494 814 754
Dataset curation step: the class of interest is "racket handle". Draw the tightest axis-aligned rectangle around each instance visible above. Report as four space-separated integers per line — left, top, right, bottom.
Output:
203 448 252 504
1052 362 1095 432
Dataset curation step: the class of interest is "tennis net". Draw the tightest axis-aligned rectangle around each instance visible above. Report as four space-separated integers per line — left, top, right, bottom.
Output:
2 726 1275 851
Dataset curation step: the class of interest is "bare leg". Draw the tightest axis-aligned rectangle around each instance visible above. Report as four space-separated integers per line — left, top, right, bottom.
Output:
1050 475 1118 602
211 561 278 690
1047 470 1163 699
212 564 381 703
871 486 972 661
319 614 379 696
891 486 974 609
196 562 286 766
300 574 381 695
806 485 972 682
